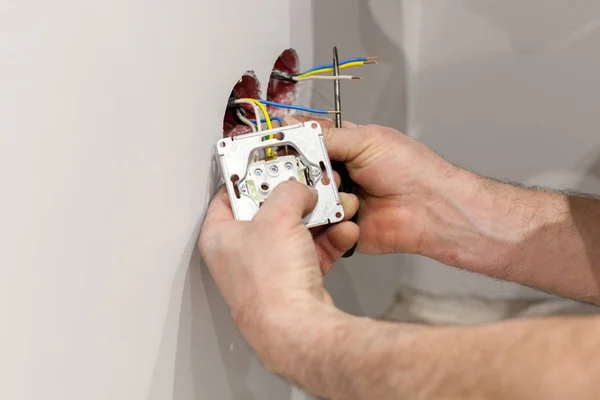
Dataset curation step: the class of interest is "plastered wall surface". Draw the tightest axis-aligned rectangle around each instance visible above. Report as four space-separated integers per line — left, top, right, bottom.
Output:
405 0 600 299
2 1 281 399
312 0 600 300
9 1 597 398
0 1 396 399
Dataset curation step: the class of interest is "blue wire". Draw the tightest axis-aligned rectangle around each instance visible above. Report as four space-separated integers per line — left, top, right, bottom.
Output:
297 57 367 75
257 100 329 115
249 117 284 127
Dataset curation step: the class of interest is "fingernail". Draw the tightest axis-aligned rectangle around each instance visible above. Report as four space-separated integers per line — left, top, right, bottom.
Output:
284 116 300 125
340 192 358 204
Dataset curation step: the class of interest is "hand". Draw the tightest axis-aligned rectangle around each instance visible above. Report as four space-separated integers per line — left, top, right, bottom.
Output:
285 116 477 265
198 181 359 362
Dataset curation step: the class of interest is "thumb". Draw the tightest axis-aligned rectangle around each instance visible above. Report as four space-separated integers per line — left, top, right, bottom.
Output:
321 125 371 164
254 181 318 226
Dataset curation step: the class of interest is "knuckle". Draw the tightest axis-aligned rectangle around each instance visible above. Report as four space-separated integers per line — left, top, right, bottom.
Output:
361 124 389 138
360 124 383 134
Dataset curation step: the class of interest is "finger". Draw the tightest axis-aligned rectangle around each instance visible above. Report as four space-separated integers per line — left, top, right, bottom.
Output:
315 222 360 275
254 180 318 226
203 185 235 225
320 125 373 163
309 191 358 237
284 115 358 128
333 170 341 188
339 192 359 222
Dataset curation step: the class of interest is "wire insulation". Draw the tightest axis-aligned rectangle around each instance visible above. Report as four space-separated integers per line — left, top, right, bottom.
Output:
234 100 263 133
240 98 273 156
250 117 283 127
299 57 371 75
295 61 366 79
242 98 272 130
236 109 256 132
257 99 336 115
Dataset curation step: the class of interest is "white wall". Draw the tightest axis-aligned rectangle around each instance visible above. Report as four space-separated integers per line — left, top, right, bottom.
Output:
0 2 399 398
15 0 597 397
1 1 286 399
405 0 600 299
312 0 600 300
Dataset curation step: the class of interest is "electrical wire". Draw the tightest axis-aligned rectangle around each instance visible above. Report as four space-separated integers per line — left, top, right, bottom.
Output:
250 117 283 127
294 75 362 82
311 57 367 71
241 98 272 130
236 109 256 132
234 99 263 133
240 98 274 156
257 99 338 115
295 61 367 79
299 57 370 75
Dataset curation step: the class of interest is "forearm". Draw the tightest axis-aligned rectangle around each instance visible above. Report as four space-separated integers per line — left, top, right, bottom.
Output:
430 170 600 303
265 307 600 400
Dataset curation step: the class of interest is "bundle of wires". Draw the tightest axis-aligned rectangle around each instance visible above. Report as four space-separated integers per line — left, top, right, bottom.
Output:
234 98 275 157
292 56 378 81
234 98 338 127
233 97 340 157
231 57 377 148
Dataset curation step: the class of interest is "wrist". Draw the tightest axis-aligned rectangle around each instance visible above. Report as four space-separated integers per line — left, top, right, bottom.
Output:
265 303 346 366
435 171 569 276
235 295 346 373
250 294 441 399
264 306 435 399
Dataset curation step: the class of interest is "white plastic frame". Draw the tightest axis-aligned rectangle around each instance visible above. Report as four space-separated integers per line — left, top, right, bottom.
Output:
216 121 344 228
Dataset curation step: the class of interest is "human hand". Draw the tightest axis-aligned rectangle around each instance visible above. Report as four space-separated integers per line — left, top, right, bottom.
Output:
284 116 478 265
198 181 358 363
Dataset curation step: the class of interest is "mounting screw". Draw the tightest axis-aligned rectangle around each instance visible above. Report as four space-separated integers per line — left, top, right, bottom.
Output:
269 165 279 175
311 167 321 177
284 162 293 170
254 169 263 177
238 182 247 193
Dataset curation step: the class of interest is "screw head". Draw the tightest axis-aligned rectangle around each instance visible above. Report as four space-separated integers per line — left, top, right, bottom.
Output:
284 162 293 170
269 165 279 175
254 169 263 177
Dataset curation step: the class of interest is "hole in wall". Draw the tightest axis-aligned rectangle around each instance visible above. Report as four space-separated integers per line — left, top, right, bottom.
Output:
267 48 300 118
222 71 262 138
222 49 299 139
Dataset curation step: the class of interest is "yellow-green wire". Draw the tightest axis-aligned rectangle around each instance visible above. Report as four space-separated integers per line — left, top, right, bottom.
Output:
295 61 366 79
242 98 274 156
